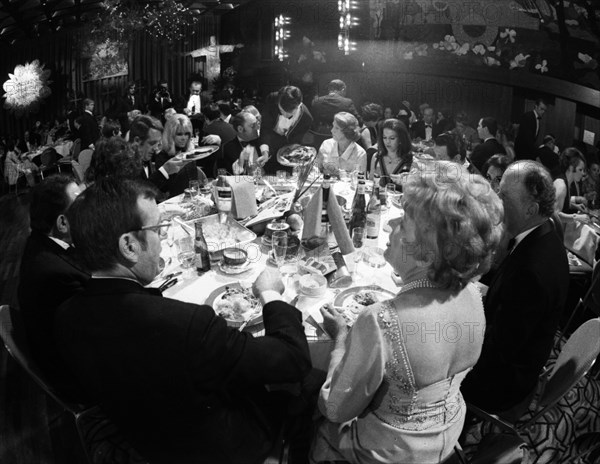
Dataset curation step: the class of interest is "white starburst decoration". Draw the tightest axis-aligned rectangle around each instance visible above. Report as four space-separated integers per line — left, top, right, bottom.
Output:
2 60 52 115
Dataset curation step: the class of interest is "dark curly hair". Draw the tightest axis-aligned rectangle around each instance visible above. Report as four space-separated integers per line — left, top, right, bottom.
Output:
85 137 143 183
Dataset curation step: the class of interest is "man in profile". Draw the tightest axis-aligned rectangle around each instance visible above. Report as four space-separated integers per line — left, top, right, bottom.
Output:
311 79 358 132
469 117 506 173
462 161 569 415
18 174 89 400
54 178 311 464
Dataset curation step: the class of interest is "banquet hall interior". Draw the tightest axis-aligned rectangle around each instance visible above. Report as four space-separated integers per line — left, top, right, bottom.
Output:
1 0 600 463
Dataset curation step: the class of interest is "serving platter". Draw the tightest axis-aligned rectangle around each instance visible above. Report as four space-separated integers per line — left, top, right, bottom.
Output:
206 282 262 328
175 145 219 161
276 144 317 167
334 285 395 325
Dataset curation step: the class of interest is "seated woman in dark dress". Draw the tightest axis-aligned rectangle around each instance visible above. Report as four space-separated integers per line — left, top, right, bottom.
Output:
369 118 413 189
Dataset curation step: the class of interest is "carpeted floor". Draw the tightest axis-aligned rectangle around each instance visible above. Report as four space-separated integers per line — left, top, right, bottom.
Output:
464 331 600 464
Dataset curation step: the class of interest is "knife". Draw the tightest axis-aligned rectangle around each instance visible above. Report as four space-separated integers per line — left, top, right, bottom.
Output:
159 277 179 292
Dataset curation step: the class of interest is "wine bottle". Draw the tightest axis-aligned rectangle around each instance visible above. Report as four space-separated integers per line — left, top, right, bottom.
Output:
321 174 331 227
194 222 211 274
349 180 367 235
366 183 381 239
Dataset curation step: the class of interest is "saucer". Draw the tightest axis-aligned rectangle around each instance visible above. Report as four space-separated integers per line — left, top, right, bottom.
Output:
218 260 253 275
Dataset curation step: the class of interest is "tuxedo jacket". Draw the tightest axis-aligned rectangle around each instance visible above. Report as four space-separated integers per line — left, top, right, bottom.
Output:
204 119 237 146
462 220 569 413
515 111 540 160
261 92 313 174
220 137 261 174
78 111 100 149
311 93 358 131
107 94 143 133
18 230 90 402
54 278 311 464
410 120 441 141
469 137 506 173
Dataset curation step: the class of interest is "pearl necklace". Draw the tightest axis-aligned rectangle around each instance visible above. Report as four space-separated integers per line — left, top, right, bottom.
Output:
397 278 439 295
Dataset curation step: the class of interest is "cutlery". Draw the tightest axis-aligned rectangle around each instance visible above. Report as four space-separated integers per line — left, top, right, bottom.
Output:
173 216 194 235
159 277 179 292
262 178 278 196
238 307 261 331
160 271 182 282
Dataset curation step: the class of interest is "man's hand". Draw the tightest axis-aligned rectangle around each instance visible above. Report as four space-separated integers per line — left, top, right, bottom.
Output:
183 107 192 116
320 304 348 340
257 153 269 167
202 134 221 146
253 268 284 305
161 158 185 176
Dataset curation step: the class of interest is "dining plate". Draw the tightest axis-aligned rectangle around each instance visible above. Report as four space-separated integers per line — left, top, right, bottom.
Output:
175 145 219 161
334 285 395 325
206 283 262 328
276 144 316 167
218 260 254 275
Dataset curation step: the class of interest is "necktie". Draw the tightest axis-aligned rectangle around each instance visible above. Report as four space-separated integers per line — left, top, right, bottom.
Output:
240 141 249 148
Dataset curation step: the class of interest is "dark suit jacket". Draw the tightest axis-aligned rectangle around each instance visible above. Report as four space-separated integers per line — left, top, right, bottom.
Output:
469 137 507 173
220 137 261 174
261 93 313 174
311 93 358 131
106 94 142 133
462 220 569 413
410 120 440 141
515 111 540 160
536 146 560 176
204 119 237 146
18 230 90 402
78 111 100 149
54 278 311 464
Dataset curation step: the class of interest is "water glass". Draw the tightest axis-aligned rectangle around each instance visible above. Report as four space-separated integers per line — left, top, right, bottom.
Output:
352 227 365 277
272 231 288 266
276 170 287 183
188 180 200 196
175 236 195 276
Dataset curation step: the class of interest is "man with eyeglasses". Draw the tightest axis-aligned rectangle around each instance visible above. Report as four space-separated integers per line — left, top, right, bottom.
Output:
54 177 312 464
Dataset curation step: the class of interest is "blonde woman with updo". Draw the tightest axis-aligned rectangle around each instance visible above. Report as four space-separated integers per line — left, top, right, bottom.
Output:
311 160 503 464
317 111 367 176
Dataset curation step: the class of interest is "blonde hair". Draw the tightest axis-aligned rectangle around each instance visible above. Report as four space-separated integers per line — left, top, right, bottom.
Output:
162 114 194 156
402 160 503 291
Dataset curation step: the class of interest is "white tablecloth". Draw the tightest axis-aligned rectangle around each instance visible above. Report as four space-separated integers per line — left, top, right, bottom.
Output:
157 181 404 337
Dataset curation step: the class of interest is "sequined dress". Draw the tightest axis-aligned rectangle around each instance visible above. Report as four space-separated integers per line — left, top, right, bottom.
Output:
310 284 482 464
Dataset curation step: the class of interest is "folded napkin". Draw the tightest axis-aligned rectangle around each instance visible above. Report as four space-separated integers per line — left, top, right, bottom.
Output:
218 176 257 220
564 220 599 265
302 186 354 255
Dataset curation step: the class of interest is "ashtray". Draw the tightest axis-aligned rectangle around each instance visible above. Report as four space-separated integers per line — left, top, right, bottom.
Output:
298 274 327 297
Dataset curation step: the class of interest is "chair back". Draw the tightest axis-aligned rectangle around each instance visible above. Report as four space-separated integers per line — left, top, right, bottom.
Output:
71 138 82 161
71 160 85 184
582 268 600 317
40 147 58 168
528 317 600 424
78 149 94 175
0 305 83 414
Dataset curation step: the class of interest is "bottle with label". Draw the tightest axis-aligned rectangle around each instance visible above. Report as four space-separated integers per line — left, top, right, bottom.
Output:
215 174 232 222
349 180 367 235
366 183 381 239
194 221 211 274
321 174 331 228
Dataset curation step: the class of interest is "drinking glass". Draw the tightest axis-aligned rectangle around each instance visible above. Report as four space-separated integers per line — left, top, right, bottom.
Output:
188 180 200 197
276 170 287 183
272 231 288 267
352 227 365 278
385 183 397 209
175 236 195 276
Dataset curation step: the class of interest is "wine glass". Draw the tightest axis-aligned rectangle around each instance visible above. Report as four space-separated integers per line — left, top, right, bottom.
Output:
352 227 365 278
188 180 200 197
385 183 397 209
272 231 288 267
175 236 195 277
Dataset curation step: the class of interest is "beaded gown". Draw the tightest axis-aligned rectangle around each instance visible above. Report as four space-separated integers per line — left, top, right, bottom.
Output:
310 282 483 464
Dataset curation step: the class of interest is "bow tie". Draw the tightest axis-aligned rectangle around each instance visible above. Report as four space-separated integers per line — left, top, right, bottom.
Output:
425 124 432 128
536 116 542 120
240 141 250 148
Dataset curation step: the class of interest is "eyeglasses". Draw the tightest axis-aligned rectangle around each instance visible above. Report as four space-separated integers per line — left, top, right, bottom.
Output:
131 221 172 237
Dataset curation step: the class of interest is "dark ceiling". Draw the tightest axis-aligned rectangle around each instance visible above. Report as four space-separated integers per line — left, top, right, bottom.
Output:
0 0 249 44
